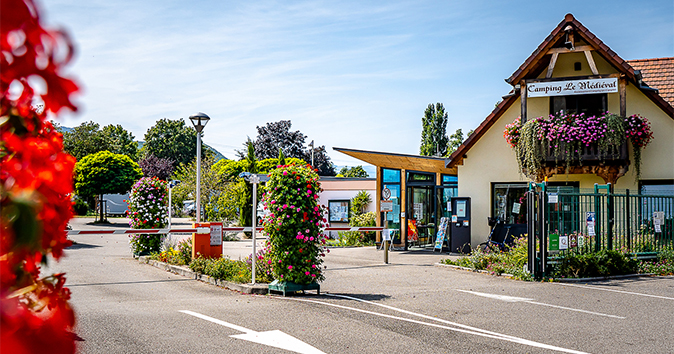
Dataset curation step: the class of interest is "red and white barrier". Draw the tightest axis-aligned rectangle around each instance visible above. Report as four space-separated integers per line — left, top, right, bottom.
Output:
66 226 386 235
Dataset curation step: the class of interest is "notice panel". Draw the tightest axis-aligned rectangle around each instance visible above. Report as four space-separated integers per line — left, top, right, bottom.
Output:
527 78 618 97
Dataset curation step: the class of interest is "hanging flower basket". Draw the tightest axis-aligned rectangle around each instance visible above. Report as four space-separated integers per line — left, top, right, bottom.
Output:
504 112 653 180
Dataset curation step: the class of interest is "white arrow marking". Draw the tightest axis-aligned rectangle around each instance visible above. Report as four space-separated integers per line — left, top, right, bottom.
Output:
457 290 625 319
180 310 326 354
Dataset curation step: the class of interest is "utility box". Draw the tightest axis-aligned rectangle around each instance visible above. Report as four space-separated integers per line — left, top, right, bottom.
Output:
449 197 471 254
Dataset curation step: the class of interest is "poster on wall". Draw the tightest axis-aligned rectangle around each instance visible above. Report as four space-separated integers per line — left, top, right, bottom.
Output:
456 201 466 218
329 201 349 222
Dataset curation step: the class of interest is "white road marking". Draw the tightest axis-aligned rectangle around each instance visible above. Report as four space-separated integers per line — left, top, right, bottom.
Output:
179 310 325 354
272 295 589 354
553 282 674 301
457 290 625 319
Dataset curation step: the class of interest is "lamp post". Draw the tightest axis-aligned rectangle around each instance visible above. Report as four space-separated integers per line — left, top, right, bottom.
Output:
189 112 210 223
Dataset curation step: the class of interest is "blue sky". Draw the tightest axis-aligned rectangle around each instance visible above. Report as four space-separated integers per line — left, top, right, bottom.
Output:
42 0 673 168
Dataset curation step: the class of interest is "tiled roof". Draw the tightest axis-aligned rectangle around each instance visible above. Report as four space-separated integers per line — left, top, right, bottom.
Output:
627 57 674 107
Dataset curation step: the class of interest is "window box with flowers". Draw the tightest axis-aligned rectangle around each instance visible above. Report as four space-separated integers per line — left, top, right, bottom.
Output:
504 113 653 181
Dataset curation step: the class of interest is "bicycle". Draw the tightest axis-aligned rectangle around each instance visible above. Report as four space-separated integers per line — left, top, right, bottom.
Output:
478 217 511 253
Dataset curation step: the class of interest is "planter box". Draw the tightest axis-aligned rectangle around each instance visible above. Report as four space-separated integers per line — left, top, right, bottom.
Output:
543 142 628 167
268 280 320 296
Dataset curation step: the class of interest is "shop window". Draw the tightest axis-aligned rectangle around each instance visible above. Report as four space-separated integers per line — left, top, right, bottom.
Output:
550 93 606 117
328 200 350 223
442 175 458 198
407 171 435 183
640 180 674 196
381 168 402 243
639 180 674 219
383 169 400 183
492 183 528 224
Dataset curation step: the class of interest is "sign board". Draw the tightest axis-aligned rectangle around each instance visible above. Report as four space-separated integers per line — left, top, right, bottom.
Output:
549 233 560 251
548 193 558 204
559 235 568 250
210 222 223 246
527 77 618 97
653 211 665 233
456 201 467 218
380 200 393 213
382 229 391 241
586 212 596 236
382 187 391 201
512 202 521 214
434 217 449 250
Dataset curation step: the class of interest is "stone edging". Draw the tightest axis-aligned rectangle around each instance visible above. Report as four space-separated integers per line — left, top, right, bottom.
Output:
138 256 269 294
435 262 656 282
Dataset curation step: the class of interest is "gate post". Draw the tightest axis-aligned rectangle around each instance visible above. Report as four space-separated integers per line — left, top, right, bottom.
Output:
539 182 547 278
526 186 536 275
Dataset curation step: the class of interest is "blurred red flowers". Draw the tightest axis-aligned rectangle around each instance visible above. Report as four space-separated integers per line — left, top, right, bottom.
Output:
1 0 80 352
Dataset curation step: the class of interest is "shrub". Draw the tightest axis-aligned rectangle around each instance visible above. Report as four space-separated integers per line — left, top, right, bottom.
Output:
551 250 638 278
73 197 89 216
262 164 328 284
151 238 192 265
187 256 267 284
443 237 532 280
128 177 168 255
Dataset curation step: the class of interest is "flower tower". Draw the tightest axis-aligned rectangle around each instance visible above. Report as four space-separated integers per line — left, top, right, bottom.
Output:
263 164 328 290
128 177 168 255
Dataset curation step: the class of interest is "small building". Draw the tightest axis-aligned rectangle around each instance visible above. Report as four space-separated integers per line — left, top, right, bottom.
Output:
318 176 376 238
337 14 674 250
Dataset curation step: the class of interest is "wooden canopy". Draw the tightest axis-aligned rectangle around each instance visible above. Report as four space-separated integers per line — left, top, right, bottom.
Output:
334 147 457 174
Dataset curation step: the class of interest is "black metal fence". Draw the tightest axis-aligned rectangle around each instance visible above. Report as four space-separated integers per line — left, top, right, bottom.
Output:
527 182 673 278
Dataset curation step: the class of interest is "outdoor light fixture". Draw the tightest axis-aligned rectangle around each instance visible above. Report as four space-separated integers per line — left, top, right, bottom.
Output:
189 112 210 133
189 112 211 222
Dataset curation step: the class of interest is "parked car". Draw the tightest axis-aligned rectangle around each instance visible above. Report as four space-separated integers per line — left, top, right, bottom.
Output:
182 200 204 217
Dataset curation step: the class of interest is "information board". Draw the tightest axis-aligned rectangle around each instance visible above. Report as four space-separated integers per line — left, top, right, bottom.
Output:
210 222 222 246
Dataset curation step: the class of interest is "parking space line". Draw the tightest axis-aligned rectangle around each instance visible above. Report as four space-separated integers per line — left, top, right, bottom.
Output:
271 295 589 354
457 289 625 319
553 282 674 301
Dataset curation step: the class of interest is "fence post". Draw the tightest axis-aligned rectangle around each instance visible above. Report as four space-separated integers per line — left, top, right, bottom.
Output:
607 183 614 251
527 186 536 275
626 189 631 251
540 182 547 278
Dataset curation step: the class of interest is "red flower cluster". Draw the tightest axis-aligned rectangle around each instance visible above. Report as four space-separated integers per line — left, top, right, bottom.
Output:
1 0 80 352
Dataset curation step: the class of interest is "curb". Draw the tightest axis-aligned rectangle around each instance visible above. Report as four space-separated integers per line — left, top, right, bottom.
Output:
435 262 658 282
138 256 269 294
434 263 515 279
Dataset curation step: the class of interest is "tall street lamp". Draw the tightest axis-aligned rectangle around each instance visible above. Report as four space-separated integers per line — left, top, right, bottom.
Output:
189 112 210 223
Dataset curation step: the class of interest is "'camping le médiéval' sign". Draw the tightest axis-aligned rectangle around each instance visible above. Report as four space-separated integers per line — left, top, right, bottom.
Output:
527 77 618 97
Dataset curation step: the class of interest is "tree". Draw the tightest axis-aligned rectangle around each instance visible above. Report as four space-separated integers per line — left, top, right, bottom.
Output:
446 129 464 156
62 121 138 161
74 151 142 222
338 166 369 178
420 103 449 156
142 118 203 168
303 145 336 176
252 120 306 160
62 121 107 160
172 155 225 221
102 124 138 160
248 120 336 176
138 154 174 180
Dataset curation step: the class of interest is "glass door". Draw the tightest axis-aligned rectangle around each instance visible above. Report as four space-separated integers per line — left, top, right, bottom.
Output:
406 185 435 248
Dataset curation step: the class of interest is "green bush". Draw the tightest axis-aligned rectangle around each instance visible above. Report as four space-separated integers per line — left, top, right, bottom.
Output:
551 250 638 279
73 197 89 216
186 254 273 284
443 237 532 280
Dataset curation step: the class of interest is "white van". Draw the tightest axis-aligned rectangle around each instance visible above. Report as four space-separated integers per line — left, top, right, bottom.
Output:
103 194 129 216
